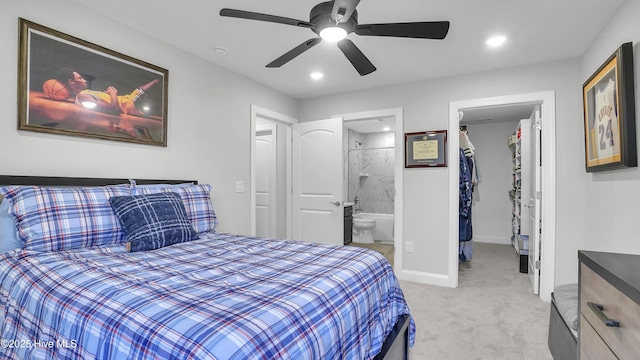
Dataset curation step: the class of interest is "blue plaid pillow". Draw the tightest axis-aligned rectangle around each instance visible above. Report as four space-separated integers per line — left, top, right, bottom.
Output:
137 184 218 233
0 185 130 252
109 192 198 252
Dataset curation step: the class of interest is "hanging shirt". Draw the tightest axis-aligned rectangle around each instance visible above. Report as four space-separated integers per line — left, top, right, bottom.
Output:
459 148 472 218
460 130 482 185
459 131 474 156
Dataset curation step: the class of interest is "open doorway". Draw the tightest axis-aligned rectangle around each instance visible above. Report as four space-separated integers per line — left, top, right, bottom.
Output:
255 123 277 238
250 105 297 239
449 92 556 302
343 116 396 265
333 108 404 273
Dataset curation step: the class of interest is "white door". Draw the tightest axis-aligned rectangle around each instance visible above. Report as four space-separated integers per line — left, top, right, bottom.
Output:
255 125 277 238
527 106 542 294
292 118 343 245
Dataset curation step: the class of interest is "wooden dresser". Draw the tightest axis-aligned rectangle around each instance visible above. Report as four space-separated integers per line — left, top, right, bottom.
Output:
578 251 640 359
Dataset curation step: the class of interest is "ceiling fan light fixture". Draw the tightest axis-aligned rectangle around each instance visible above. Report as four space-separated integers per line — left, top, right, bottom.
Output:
320 26 347 42
220 2 450 76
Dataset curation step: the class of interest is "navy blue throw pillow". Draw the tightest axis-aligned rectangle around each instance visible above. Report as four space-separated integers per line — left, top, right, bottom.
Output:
109 192 198 252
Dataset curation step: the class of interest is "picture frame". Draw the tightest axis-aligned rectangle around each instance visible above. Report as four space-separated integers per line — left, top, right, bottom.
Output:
18 18 169 146
405 130 447 168
582 42 636 172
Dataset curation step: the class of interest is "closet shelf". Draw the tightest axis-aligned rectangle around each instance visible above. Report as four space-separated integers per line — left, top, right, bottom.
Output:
509 118 531 260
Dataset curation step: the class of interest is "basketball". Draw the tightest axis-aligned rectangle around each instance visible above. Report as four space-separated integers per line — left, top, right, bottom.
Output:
42 79 70 101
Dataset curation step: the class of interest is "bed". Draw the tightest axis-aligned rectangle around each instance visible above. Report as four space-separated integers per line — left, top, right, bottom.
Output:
0 175 414 359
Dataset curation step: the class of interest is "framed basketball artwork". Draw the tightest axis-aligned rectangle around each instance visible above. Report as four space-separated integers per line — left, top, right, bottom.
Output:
17 18 169 146
582 42 636 172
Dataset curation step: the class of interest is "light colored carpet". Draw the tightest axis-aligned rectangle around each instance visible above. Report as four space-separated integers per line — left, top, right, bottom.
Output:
400 242 553 360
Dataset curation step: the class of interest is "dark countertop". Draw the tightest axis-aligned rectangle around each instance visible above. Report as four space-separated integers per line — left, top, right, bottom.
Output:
579 250 640 306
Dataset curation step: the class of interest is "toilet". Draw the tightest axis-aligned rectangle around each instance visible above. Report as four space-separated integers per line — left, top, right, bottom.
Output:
352 217 376 244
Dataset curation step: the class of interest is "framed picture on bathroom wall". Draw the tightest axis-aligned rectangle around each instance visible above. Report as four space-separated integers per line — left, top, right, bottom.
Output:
405 130 447 168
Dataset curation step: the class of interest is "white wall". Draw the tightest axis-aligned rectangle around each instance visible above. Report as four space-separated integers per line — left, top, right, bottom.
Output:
299 59 582 283
465 120 520 245
0 0 298 236
576 1 640 268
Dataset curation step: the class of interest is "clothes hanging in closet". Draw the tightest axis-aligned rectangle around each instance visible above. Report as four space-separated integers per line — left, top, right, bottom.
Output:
459 148 473 262
459 128 482 263
460 130 482 186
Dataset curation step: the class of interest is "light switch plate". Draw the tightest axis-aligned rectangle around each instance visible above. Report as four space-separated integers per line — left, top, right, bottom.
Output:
235 181 244 193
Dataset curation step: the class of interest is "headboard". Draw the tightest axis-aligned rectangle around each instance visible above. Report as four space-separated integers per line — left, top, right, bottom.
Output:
0 175 197 187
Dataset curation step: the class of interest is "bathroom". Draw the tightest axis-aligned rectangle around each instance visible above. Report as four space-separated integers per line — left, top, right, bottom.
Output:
344 119 395 248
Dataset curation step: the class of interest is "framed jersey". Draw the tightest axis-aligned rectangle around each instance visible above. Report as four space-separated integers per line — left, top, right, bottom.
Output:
582 42 636 172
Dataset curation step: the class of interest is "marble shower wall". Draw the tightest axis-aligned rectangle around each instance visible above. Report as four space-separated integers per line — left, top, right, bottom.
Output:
347 129 395 214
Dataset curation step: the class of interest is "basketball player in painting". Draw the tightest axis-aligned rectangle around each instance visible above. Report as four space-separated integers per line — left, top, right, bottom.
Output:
593 78 619 159
55 67 159 117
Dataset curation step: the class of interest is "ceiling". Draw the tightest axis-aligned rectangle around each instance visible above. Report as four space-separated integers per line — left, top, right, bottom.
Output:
75 0 623 100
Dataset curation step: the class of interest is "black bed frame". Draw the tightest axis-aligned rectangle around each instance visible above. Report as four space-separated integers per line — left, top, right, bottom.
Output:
0 175 412 360
0 175 197 187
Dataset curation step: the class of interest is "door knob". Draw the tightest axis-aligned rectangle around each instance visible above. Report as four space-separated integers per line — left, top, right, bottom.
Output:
329 201 342 206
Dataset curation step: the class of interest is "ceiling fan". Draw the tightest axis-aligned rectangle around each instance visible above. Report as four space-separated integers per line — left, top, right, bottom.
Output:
219 0 450 76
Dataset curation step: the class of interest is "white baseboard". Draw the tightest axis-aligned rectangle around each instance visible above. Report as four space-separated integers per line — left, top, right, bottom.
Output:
396 269 456 288
472 235 510 245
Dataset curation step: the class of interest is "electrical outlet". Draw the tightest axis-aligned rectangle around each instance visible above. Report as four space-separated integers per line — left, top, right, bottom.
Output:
406 242 413 253
235 181 244 193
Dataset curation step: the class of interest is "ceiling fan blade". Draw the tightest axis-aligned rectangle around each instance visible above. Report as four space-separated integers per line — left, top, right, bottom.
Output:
220 8 314 28
337 39 376 76
266 38 322 68
331 0 361 22
355 21 450 39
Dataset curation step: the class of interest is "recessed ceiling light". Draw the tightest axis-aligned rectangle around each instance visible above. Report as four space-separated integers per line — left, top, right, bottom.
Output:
486 35 507 47
310 72 324 80
212 47 228 56
383 127 391 131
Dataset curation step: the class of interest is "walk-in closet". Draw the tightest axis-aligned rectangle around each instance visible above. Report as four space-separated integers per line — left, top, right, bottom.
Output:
458 104 538 276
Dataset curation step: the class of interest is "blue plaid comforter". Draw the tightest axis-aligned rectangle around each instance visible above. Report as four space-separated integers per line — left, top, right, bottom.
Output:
0 233 415 359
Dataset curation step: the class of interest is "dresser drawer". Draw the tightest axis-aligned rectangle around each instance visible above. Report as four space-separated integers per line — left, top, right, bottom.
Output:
579 314 617 360
580 263 640 359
